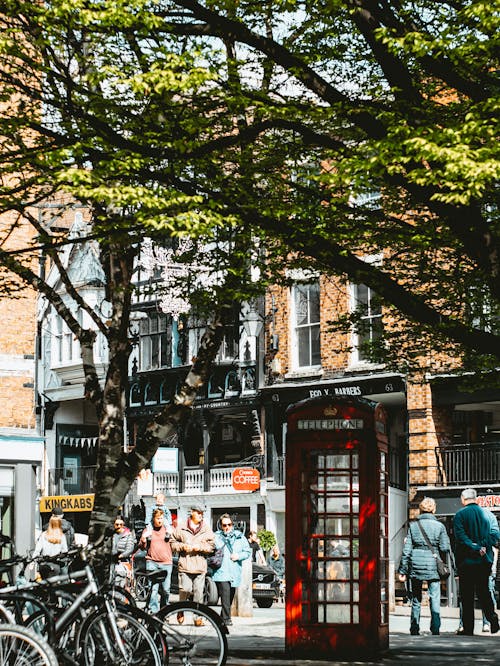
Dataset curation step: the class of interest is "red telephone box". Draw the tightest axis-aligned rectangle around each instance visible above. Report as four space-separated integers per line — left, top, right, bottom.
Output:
285 396 389 658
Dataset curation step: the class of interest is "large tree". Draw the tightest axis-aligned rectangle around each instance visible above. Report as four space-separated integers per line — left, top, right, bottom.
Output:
0 0 258 544
2 1 498 366
0 1 498 542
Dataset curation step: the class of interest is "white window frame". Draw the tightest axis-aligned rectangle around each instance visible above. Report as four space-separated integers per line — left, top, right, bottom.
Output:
349 282 383 366
291 281 321 371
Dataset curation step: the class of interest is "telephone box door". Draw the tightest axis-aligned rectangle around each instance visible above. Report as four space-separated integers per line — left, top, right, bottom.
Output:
285 397 389 658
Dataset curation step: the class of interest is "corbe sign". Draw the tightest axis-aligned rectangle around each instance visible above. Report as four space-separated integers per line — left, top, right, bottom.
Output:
231 467 260 492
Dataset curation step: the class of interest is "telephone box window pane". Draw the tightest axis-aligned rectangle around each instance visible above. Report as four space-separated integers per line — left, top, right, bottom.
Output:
325 517 353 535
381 603 387 624
327 561 350 580
325 454 350 469
380 516 387 535
326 496 351 513
326 605 351 623
326 474 351 489
353 605 359 623
353 582 359 602
353 561 359 579
326 539 350 557
353 517 359 534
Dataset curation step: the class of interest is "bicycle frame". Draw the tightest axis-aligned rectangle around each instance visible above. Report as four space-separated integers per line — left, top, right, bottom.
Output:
1 558 131 662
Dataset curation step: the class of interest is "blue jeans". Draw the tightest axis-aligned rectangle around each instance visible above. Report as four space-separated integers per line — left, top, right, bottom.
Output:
146 561 172 614
410 579 441 635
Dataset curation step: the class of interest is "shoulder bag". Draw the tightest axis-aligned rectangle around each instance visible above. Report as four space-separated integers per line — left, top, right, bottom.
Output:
207 545 225 571
416 521 450 580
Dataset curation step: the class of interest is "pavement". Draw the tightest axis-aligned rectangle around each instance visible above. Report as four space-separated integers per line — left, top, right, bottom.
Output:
223 604 500 665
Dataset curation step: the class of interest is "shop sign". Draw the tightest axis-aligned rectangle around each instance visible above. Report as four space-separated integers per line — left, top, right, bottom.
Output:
40 494 94 513
232 467 260 492
477 494 500 509
152 448 179 473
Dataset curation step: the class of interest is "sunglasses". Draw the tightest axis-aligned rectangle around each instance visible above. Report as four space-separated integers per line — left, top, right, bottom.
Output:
114 522 124 526
221 522 232 527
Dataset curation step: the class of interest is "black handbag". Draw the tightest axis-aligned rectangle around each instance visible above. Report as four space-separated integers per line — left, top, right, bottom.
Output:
207 545 225 571
416 521 450 580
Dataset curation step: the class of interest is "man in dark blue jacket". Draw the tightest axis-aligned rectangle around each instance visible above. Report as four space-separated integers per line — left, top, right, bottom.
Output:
454 487 500 635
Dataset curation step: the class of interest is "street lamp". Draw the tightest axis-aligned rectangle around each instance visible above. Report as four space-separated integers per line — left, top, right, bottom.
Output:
242 303 263 339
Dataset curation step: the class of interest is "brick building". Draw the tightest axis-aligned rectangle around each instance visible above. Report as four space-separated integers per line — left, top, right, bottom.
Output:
260 273 500 605
0 212 43 557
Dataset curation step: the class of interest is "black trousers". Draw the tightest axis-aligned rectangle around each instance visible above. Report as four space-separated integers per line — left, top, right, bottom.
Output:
215 581 236 621
459 561 499 634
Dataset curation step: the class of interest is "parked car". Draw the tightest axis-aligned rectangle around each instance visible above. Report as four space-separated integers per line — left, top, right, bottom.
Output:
251 563 280 608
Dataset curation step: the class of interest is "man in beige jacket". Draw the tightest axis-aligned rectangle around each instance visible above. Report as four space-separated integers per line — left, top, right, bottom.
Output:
170 504 215 625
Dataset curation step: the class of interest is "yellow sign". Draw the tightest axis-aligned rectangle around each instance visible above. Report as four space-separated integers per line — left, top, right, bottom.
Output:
40 494 94 513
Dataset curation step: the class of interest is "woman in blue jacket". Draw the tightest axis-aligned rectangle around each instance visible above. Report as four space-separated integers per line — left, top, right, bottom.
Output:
211 514 251 626
398 497 451 636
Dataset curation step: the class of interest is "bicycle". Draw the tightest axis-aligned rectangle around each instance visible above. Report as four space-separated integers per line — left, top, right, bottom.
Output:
1 546 167 666
0 623 58 666
133 561 228 666
156 600 228 666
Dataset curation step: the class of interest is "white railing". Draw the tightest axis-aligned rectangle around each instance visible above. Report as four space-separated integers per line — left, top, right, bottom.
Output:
153 465 255 496
153 473 179 495
209 467 234 492
184 468 204 492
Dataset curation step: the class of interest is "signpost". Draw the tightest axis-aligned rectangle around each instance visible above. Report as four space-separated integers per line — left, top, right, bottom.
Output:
231 467 260 492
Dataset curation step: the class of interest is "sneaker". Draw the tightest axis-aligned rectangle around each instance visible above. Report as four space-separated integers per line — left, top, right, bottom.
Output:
482 624 491 633
194 618 205 627
176 612 184 624
456 627 464 635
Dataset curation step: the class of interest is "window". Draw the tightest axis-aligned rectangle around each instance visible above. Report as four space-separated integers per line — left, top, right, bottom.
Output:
139 313 171 370
187 314 239 363
350 284 382 363
292 282 321 368
53 309 81 364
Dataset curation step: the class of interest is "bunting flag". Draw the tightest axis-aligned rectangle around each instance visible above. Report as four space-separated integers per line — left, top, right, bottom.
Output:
58 435 98 448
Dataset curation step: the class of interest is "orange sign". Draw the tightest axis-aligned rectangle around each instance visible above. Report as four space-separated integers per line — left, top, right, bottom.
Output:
232 467 260 492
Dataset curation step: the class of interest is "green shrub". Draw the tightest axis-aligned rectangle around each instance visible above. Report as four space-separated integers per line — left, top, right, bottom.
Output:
257 529 276 552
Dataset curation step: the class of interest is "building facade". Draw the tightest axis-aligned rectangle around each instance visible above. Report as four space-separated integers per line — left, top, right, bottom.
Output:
33 223 499 606
0 212 42 558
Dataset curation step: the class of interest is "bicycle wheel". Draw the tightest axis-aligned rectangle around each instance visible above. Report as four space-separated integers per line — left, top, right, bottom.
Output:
77 607 163 666
0 624 58 666
156 601 227 666
133 573 150 603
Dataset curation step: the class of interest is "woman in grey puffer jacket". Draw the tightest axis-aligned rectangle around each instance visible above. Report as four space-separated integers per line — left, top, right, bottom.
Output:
398 497 450 636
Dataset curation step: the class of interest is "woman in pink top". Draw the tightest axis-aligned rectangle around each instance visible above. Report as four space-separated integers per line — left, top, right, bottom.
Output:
139 508 173 613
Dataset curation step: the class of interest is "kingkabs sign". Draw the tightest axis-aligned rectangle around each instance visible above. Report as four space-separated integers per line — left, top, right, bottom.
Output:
40 494 94 513
231 467 260 492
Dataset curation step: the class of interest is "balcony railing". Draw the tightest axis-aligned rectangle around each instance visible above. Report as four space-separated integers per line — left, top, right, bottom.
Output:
47 455 267 497
435 442 500 486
